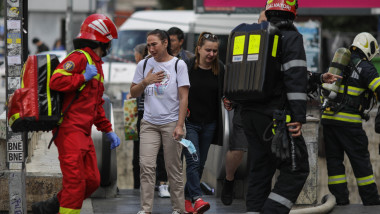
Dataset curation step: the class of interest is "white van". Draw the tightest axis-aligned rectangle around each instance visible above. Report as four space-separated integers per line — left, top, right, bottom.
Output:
103 10 259 87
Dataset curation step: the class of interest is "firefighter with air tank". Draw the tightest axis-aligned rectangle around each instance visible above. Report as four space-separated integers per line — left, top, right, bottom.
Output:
224 0 310 213
321 32 380 206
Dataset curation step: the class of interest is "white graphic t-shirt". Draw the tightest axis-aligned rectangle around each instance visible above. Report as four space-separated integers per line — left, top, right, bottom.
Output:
132 57 190 125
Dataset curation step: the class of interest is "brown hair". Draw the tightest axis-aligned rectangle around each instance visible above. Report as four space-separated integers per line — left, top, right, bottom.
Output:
194 32 220 75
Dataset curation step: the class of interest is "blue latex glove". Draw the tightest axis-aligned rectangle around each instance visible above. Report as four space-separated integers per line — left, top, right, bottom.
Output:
83 63 97 81
106 132 120 150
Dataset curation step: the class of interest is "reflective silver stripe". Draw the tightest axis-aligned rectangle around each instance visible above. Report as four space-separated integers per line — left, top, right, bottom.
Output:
357 175 375 186
338 85 365 96
268 192 293 209
369 78 380 91
287 92 307 101
328 175 347 185
322 111 362 123
281 59 307 71
246 212 260 214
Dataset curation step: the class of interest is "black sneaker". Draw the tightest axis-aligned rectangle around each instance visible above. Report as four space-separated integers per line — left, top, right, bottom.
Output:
221 178 234 206
32 195 60 214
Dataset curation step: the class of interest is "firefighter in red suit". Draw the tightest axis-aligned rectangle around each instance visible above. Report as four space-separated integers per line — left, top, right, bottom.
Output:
32 14 120 214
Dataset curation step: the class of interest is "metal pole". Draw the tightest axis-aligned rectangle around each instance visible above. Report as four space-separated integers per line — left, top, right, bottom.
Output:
5 0 27 213
66 0 74 52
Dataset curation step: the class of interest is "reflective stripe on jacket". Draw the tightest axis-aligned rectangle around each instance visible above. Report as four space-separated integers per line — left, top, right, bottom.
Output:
50 47 112 134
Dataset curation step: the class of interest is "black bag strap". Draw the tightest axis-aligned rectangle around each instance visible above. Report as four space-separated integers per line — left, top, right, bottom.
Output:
143 57 180 81
143 57 180 74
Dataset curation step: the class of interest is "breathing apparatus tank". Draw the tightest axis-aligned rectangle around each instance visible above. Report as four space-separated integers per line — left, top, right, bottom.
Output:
322 47 351 99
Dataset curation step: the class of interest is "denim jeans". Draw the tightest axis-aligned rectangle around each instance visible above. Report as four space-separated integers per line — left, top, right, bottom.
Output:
184 120 217 201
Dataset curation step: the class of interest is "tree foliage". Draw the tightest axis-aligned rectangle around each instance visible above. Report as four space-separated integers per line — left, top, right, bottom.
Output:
158 0 193 10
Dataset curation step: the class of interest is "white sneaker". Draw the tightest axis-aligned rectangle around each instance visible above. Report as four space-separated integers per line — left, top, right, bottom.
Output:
137 211 146 214
172 210 181 214
158 184 170 198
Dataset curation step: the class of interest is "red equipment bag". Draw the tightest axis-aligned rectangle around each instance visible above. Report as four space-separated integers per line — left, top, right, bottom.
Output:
7 54 62 132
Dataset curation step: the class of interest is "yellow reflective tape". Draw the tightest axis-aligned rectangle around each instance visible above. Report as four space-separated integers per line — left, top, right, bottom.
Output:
21 62 26 88
338 85 365 96
9 113 20 126
74 49 94 65
328 174 347 185
233 35 245 56
248 35 260 54
53 69 73 76
286 115 291 123
357 175 375 186
59 207 81 214
322 111 362 123
46 54 52 116
66 49 94 65
272 35 279 57
55 49 99 93
369 77 380 92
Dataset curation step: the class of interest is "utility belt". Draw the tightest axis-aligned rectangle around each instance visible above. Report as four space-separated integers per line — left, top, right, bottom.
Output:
322 90 372 121
323 100 370 122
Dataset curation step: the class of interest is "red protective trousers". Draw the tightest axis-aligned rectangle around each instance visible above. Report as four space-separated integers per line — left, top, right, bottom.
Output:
54 129 100 214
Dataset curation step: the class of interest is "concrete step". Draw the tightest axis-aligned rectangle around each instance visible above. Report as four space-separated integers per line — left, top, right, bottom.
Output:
0 132 63 212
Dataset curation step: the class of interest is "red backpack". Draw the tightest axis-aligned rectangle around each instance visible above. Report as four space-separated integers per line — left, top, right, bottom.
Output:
8 54 62 132
8 50 93 133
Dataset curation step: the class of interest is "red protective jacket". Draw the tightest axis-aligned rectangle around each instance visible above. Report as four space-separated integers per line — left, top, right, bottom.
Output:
50 47 112 134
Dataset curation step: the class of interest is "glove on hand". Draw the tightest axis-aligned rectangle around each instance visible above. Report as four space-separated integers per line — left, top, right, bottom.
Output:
106 132 120 150
83 63 97 81
271 123 290 161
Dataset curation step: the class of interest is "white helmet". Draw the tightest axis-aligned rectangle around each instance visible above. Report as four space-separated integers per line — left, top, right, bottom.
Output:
351 32 379 61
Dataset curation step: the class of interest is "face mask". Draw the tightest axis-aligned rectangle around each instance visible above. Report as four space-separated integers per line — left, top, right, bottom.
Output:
179 138 198 161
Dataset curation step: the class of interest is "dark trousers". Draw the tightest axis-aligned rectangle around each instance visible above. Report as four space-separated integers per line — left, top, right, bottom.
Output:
323 124 379 204
132 111 144 189
241 110 309 213
156 145 168 183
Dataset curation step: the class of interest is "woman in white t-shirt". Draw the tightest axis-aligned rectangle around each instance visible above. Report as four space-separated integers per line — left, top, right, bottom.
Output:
130 29 190 214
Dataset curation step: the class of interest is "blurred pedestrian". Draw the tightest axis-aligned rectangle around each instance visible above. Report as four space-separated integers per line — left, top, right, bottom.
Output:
183 32 224 214
130 43 148 189
53 38 65 51
32 37 49 54
130 29 190 214
31 14 120 214
220 9 265 206
168 27 194 61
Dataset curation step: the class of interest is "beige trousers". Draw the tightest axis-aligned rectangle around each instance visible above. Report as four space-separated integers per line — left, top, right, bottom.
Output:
139 119 185 213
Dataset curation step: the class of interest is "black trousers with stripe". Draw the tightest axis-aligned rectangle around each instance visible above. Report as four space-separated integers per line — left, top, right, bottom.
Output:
323 124 379 205
241 110 309 213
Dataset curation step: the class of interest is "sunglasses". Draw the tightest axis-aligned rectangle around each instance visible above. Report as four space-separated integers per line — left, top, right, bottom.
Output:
203 33 218 40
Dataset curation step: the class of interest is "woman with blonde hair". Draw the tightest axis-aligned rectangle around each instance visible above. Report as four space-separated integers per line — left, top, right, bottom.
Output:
183 32 224 214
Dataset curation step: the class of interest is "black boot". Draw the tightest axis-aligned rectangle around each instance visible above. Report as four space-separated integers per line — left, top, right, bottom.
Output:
221 178 234 206
363 197 380 206
32 195 60 214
